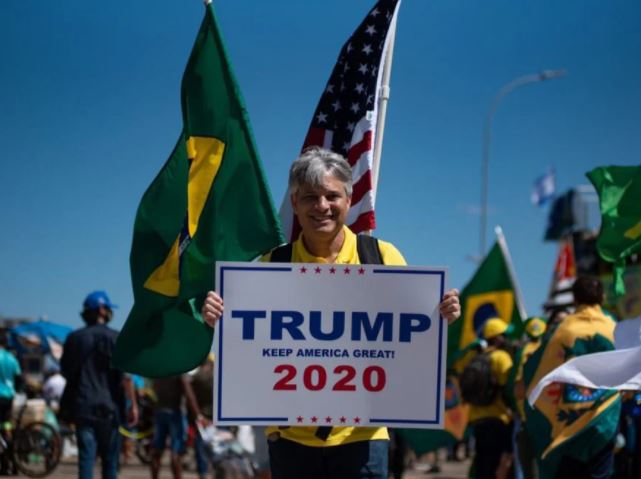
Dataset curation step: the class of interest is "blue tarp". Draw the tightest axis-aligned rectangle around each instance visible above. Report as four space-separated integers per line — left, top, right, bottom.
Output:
9 320 73 355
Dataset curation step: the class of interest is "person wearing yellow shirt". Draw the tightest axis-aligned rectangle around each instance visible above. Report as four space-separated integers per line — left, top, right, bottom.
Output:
510 317 547 479
467 318 514 479
201 147 461 479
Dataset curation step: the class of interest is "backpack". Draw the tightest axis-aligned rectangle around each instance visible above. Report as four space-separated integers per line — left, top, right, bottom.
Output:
269 234 383 264
459 352 500 406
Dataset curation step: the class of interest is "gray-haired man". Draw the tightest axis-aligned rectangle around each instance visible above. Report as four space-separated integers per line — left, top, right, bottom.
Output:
202 147 460 478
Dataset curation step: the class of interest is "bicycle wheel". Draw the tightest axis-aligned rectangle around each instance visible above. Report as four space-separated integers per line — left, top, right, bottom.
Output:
12 421 62 478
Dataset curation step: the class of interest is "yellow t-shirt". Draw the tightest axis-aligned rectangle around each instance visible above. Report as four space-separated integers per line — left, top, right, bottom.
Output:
468 348 513 425
263 226 406 447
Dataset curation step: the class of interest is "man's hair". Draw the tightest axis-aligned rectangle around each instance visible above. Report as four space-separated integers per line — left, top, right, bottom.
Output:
81 307 112 325
288 147 353 197
572 276 604 306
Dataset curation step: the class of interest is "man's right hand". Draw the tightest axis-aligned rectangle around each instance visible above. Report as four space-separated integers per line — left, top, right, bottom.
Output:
202 291 224 328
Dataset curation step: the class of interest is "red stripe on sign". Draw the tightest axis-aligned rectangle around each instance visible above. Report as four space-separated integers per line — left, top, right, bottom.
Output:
351 170 373 205
349 210 376 234
303 127 327 149
347 131 373 166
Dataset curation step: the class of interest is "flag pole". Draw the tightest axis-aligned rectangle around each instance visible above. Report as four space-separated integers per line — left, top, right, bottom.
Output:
370 3 400 203
495 225 528 319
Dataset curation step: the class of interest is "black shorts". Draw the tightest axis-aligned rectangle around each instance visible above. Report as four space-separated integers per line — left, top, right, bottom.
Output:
0 397 13 423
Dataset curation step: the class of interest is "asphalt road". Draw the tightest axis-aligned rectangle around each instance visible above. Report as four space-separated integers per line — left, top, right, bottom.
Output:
4 456 471 479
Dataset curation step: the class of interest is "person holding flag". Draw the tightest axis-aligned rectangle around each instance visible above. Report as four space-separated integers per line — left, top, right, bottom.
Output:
202 147 461 479
524 276 620 478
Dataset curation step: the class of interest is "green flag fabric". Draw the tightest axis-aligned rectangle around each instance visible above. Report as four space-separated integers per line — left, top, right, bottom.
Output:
114 4 284 377
587 165 641 295
523 306 620 477
449 238 526 368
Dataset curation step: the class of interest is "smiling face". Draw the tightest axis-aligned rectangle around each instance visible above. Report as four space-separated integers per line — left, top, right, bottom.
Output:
291 174 352 242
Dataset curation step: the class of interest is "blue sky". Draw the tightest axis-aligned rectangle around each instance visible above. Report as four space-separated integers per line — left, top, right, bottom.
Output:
1 0 640 330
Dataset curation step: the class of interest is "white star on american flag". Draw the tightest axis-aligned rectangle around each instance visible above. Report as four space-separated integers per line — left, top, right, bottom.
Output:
358 63 369 74
370 7 380 17
355 83 365 94
326 84 334 93
316 112 328 123
332 100 342 111
362 44 373 55
366 25 377 36
350 102 360 113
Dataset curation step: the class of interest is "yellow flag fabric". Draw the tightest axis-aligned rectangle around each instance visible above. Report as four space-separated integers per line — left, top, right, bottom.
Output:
523 305 621 476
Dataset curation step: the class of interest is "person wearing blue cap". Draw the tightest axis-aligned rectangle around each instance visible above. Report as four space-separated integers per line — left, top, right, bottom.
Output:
60 291 139 479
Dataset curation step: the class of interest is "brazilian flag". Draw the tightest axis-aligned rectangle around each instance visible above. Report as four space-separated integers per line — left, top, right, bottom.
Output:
399 375 469 455
114 3 284 377
523 306 620 477
449 230 526 368
587 165 641 295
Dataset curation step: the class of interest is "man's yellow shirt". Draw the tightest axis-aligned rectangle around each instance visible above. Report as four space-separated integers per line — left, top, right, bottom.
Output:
262 226 406 447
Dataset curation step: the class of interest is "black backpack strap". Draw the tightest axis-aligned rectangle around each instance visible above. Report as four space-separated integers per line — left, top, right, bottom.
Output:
269 243 293 263
356 234 383 265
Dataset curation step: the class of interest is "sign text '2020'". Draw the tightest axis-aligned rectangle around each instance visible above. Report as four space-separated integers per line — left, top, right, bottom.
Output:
273 364 387 392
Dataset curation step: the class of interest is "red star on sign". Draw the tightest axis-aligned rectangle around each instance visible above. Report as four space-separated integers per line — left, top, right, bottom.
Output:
325 416 332 423
300 266 307 273
329 267 336 274
354 417 361 424
311 416 318 423
340 416 347 423
315 267 322 274
344 267 351 274
358 267 365 275
296 416 303 423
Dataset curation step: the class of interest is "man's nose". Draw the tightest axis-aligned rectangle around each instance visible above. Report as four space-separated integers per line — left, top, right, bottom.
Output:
315 196 330 209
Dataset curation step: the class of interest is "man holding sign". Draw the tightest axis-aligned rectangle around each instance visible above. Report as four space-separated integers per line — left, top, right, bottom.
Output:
202 147 460 479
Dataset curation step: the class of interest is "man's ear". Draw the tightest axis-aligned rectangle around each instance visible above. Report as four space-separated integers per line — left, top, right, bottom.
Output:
290 193 298 214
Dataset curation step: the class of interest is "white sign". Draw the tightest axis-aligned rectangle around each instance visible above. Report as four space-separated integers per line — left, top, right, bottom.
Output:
214 262 448 429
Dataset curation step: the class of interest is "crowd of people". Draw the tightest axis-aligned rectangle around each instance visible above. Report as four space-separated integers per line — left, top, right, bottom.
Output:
452 276 640 479
2 146 638 479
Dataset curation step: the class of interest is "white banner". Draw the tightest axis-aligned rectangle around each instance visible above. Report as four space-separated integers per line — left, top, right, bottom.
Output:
213 261 448 429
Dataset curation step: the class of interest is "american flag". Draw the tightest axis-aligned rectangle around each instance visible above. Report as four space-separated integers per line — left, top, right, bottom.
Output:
280 0 401 241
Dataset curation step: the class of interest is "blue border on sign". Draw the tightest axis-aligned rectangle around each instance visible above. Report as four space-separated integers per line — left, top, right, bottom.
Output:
218 265 292 423
369 268 445 425
217 265 446 426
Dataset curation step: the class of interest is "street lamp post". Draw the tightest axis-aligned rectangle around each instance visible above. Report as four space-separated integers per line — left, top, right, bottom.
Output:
479 69 567 259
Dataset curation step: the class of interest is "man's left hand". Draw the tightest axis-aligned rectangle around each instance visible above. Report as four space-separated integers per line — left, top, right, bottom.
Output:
439 289 461 325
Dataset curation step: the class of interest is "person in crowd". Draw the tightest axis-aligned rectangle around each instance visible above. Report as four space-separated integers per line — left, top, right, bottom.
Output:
189 354 215 479
60 290 138 479
523 276 620 479
0 331 23 474
509 317 547 479
150 374 199 479
200 147 461 479
42 364 66 413
464 318 514 479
